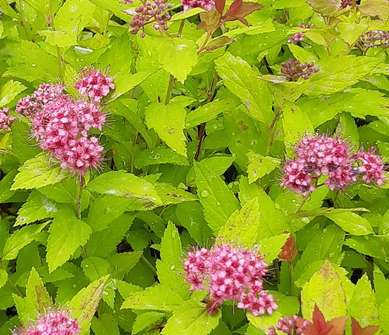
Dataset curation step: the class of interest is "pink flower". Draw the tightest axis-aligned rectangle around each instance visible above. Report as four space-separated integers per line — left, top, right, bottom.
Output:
353 150 385 185
182 0 215 11
340 0 352 8
75 70 115 103
16 84 64 117
184 245 277 316
288 32 304 44
0 108 15 131
13 310 79 335
281 59 319 81
281 160 315 195
266 315 310 335
127 0 172 35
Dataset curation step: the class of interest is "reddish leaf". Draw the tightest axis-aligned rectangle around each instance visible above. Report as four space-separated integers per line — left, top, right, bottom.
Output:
199 10 222 34
278 234 298 262
223 1 262 24
351 318 379 335
304 305 346 335
215 0 226 14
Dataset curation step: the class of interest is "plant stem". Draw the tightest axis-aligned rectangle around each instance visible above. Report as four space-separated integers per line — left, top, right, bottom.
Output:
75 175 84 219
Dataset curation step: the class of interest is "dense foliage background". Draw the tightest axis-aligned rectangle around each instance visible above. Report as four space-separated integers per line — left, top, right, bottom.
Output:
0 0 388 334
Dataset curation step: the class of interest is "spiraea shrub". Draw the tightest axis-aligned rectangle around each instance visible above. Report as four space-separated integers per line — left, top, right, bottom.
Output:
0 0 388 334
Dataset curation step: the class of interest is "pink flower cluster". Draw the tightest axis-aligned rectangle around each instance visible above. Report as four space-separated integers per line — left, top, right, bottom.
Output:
75 70 115 103
360 30 389 49
182 0 215 10
16 71 114 174
0 108 15 131
288 32 304 44
340 0 352 8
184 245 277 316
282 135 385 195
13 310 79 335
126 0 172 36
266 315 309 335
281 59 319 81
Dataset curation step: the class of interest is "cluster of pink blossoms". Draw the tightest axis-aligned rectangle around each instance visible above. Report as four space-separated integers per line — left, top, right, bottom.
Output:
182 0 215 10
13 310 79 335
340 0 352 8
281 59 319 81
16 70 114 175
0 108 15 131
282 135 385 195
266 315 309 335
359 30 389 49
184 245 277 316
288 32 304 44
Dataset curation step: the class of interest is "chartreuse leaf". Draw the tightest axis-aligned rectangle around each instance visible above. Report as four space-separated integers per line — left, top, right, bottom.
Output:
248 292 299 331
215 52 273 125
69 275 110 335
349 274 379 327
13 268 52 325
301 261 353 320
0 80 26 107
282 103 314 155
161 301 221 335
156 223 188 297
374 266 389 305
46 208 92 272
146 96 194 157
325 212 373 236
11 153 68 190
109 71 151 101
294 224 344 285
15 191 59 226
247 152 280 184
344 235 389 260
0 269 7 289
155 36 198 82
185 98 237 128
380 299 389 334
304 56 381 96
132 311 165 334
87 171 162 207
259 234 290 264
217 198 261 248
2 223 48 260
194 161 239 233
121 285 184 312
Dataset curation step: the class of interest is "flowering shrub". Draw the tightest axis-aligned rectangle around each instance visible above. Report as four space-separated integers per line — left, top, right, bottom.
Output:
0 0 388 334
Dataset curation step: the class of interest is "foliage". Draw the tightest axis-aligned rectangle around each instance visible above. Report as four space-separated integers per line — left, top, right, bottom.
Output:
0 0 388 334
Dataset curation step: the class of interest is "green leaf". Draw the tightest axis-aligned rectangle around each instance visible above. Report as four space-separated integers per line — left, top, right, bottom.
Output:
156 223 188 297
146 96 194 157
109 71 151 101
15 191 59 226
121 285 184 312
325 212 373 236
69 276 110 335
0 80 26 107
217 198 261 248
13 268 52 325
338 22 368 45
259 234 290 263
161 301 221 335
91 314 120 335
194 161 239 233
301 261 351 320
81 257 111 282
87 171 162 207
282 103 314 155
379 299 389 334
349 274 379 327
247 152 280 184
156 37 198 82
46 209 92 272
185 98 237 128
344 235 389 260
132 311 165 334
215 52 273 125
304 56 381 96
294 224 345 284
2 223 48 260
0 269 7 289
135 146 188 168
11 153 68 190
374 266 389 305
